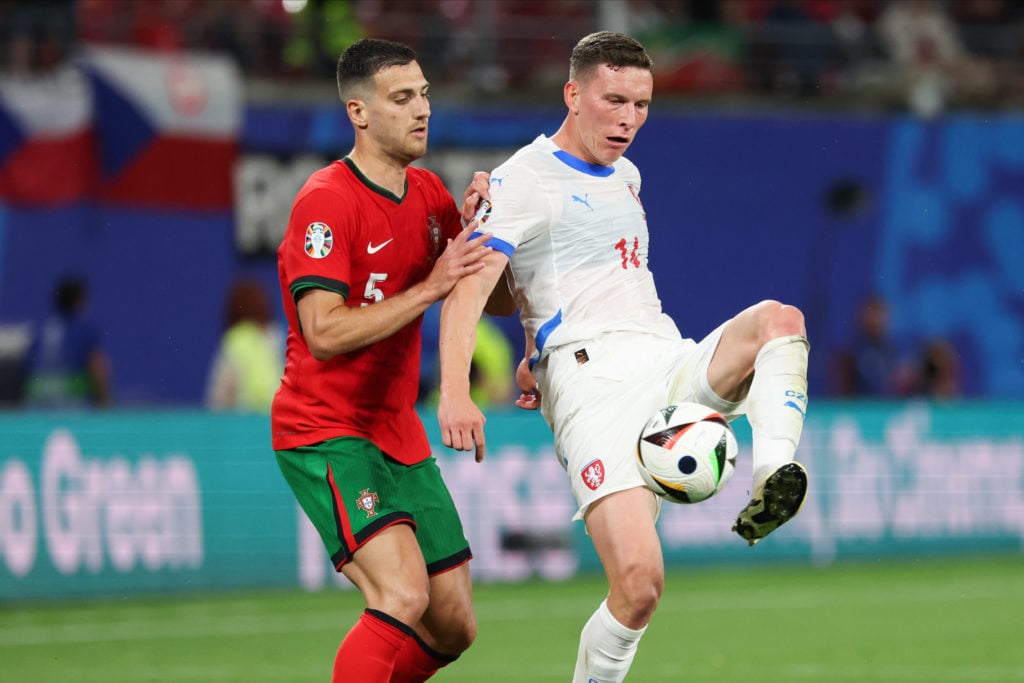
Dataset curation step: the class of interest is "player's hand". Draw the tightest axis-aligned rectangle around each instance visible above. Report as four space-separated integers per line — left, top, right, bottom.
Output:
460 171 491 223
514 356 541 410
438 391 488 462
428 226 492 300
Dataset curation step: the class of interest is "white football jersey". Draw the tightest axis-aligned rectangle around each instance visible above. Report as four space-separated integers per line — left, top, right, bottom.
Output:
478 135 681 359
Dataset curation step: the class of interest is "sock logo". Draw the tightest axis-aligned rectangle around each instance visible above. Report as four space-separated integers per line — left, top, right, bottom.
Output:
784 389 807 417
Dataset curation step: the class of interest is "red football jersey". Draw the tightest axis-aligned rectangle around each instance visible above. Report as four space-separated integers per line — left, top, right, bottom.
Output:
271 158 462 462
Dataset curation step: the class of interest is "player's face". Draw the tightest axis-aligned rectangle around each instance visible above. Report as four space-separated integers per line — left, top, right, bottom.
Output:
366 61 431 164
569 64 652 166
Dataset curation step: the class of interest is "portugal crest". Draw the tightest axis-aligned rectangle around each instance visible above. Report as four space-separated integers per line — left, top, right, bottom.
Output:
304 222 333 258
355 489 380 518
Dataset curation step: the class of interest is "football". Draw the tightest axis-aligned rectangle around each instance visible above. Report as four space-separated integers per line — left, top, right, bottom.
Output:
637 402 738 504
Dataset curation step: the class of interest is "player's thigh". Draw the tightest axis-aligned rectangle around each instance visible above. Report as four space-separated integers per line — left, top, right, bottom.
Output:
275 436 416 572
341 523 429 608
395 456 473 575
585 487 664 588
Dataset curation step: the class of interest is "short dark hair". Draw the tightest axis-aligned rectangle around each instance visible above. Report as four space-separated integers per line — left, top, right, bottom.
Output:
569 31 652 82
336 38 418 101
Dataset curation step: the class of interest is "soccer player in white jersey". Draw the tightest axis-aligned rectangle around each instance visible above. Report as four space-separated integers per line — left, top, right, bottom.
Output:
437 32 811 682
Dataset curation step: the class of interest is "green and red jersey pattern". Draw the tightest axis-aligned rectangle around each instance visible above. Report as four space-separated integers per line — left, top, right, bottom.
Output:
272 158 461 462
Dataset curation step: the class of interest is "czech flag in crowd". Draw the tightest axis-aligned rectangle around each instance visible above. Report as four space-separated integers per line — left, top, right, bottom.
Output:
0 46 241 210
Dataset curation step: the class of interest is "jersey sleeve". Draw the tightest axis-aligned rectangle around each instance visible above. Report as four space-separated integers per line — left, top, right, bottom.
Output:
281 187 356 303
474 163 549 257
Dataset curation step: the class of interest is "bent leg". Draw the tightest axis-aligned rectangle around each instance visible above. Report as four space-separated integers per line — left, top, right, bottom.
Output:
710 299 808 486
708 300 811 545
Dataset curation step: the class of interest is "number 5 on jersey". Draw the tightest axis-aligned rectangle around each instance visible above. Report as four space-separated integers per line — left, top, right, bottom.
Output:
363 272 388 306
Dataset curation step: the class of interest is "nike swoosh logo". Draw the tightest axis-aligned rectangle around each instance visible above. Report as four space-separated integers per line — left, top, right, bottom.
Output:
367 238 394 254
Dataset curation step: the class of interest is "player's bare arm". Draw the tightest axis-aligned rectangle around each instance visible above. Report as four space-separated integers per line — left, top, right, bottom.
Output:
462 171 514 317
298 226 492 360
438 250 509 462
483 263 516 317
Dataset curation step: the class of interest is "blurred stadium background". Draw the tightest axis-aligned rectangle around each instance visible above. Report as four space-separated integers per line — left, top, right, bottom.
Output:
1 1 1023 681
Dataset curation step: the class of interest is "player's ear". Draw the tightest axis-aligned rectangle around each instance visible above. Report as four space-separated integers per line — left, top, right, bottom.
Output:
347 98 368 129
564 81 580 115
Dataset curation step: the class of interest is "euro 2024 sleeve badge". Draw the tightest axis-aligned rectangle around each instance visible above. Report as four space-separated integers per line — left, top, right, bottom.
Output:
304 222 333 259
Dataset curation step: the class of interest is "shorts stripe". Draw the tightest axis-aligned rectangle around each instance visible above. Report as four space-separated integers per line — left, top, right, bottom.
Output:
425 547 472 576
326 462 357 559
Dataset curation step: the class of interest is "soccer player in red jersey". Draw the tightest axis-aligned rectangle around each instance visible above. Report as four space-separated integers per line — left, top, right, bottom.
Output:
272 39 504 683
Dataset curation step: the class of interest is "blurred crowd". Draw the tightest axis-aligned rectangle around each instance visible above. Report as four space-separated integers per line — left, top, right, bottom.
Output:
2 0 1023 113
829 294 962 401
0 0 999 410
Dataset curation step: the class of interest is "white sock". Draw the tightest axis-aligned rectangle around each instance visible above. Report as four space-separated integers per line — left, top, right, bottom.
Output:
745 335 810 490
572 599 647 683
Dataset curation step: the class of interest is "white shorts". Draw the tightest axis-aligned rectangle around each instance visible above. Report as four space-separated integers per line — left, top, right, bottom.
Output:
534 326 743 521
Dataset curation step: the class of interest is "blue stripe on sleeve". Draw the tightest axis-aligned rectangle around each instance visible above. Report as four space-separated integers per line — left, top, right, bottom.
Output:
470 232 515 258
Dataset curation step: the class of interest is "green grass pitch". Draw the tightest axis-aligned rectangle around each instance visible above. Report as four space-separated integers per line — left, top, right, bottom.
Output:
2 555 1022 682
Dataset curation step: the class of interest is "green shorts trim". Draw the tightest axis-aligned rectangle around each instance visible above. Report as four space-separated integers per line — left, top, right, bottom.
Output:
276 436 471 573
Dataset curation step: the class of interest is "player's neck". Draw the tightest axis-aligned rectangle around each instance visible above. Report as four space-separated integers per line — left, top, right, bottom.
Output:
550 122 605 168
550 123 575 158
346 149 409 197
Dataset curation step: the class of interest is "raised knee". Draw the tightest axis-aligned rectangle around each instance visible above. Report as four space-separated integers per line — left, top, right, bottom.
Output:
756 299 805 339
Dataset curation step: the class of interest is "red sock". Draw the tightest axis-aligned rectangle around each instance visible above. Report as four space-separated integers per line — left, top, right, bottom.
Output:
389 633 458 683
332 609 412 683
